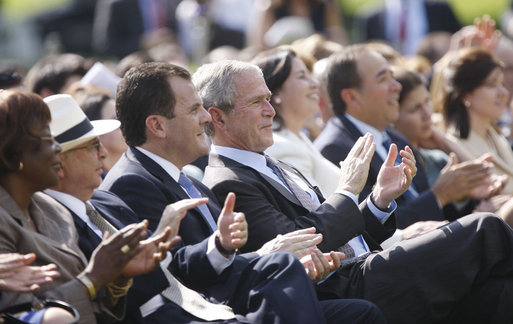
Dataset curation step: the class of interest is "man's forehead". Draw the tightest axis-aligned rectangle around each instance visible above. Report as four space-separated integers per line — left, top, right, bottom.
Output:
357 50 389 80
234 72 270 99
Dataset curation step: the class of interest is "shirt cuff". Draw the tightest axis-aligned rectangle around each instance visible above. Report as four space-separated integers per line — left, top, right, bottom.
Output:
367 193 396 223
379 229 403 249
206 234 235 274
336 190 359 205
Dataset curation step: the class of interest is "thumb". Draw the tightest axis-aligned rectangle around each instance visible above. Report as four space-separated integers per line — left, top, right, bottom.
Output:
221 192 236 216
442 152 457 172
384 143 398 167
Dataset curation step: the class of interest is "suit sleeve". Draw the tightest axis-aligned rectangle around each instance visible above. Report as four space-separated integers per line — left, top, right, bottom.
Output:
208 176 365 254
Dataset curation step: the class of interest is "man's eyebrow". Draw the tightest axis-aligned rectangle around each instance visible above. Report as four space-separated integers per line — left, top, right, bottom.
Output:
247 92 271 103
375 68 389 79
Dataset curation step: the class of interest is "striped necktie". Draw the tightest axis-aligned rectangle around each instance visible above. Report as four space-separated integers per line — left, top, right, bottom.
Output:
264 155 356 261
85 202 117 235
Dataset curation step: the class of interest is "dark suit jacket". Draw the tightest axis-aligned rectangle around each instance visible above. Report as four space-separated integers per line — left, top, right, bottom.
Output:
314 114 447 228
59 189 238 323
99 148 262 296
202 153 396 254
355 0 461 43
100 147 335 323
100 147 220 248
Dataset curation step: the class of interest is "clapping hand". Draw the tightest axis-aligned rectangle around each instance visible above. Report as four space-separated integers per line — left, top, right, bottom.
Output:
257 227 323 258
337 133 376 195
373 144 416 209
301 248 344 282
0 253 60 292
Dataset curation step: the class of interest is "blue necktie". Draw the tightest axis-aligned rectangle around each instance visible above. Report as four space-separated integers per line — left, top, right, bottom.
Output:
382 134 419 199
178 172 218 232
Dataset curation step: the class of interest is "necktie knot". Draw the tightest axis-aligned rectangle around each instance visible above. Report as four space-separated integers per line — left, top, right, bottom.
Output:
177 172 218 231
85 202 117 235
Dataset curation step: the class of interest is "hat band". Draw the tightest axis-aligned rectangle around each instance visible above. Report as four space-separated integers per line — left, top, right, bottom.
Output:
55 118 94 143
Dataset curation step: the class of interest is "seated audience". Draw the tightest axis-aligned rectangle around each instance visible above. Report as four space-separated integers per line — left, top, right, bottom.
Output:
96 62 385 323
314 45 461 226
0 89 170 323
392 67 505 220
194 58 513 323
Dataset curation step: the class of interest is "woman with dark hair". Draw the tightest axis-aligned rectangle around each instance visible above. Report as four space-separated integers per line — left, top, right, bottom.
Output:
443 47 513 194
0 90 170 323
392 67 507 222
253 47 340 196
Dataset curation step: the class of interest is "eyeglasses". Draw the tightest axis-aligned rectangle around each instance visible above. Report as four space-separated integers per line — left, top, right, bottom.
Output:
66 141 101 153
39 135 55 143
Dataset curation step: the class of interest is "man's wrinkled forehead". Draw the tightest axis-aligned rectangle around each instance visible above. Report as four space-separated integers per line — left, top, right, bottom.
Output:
233 71 271 106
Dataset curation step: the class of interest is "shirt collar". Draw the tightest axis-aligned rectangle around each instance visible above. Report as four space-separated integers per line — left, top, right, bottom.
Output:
344 114 389 160
211 145 268 174
135 146 181 182
44 189 87 219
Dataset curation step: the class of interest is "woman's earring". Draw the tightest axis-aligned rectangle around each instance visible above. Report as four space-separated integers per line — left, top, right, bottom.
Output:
18 162 23 171
274 97 281 105
464 100 471 108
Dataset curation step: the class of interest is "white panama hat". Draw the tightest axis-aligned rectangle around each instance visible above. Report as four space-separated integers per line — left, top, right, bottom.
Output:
44 94 120 152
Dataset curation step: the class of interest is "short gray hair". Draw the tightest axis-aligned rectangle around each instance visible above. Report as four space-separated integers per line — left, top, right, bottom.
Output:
192 60 263 135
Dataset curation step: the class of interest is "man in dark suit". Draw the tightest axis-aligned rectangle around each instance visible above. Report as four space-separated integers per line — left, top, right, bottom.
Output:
94 62 386 323
44 94 365 323
194 58 513 323
313 45 500 228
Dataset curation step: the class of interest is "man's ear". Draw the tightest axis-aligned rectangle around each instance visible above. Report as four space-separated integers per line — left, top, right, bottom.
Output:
341 88 361 109
208 107 226 129
145 115 167 138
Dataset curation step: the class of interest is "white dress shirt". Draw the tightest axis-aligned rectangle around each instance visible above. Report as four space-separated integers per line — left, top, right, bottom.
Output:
45 189 105 238
135 147 234 273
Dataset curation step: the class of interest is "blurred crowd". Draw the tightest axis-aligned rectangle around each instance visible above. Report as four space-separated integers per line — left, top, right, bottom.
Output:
3 0 513 323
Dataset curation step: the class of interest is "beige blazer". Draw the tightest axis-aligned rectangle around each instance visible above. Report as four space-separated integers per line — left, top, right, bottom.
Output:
265 129 340 196
0 186 97 323
447 126 513 195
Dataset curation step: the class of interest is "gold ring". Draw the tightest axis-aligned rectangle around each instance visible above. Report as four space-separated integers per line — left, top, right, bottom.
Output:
121 244 130 254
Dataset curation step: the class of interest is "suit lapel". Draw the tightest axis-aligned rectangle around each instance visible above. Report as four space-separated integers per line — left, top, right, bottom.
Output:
130 147 216 233
1 190 87 264
339 115 383 179
387 128 430 192
208 153 303 207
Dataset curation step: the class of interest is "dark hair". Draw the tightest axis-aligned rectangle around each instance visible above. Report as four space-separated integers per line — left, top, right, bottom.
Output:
443 47 503 139
0 90 51 174
392 67 427 104
0 67 23 89
24 54 89 95
252 47 297 131
115 51 154 78
116 62 191 146
325 45 368 115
